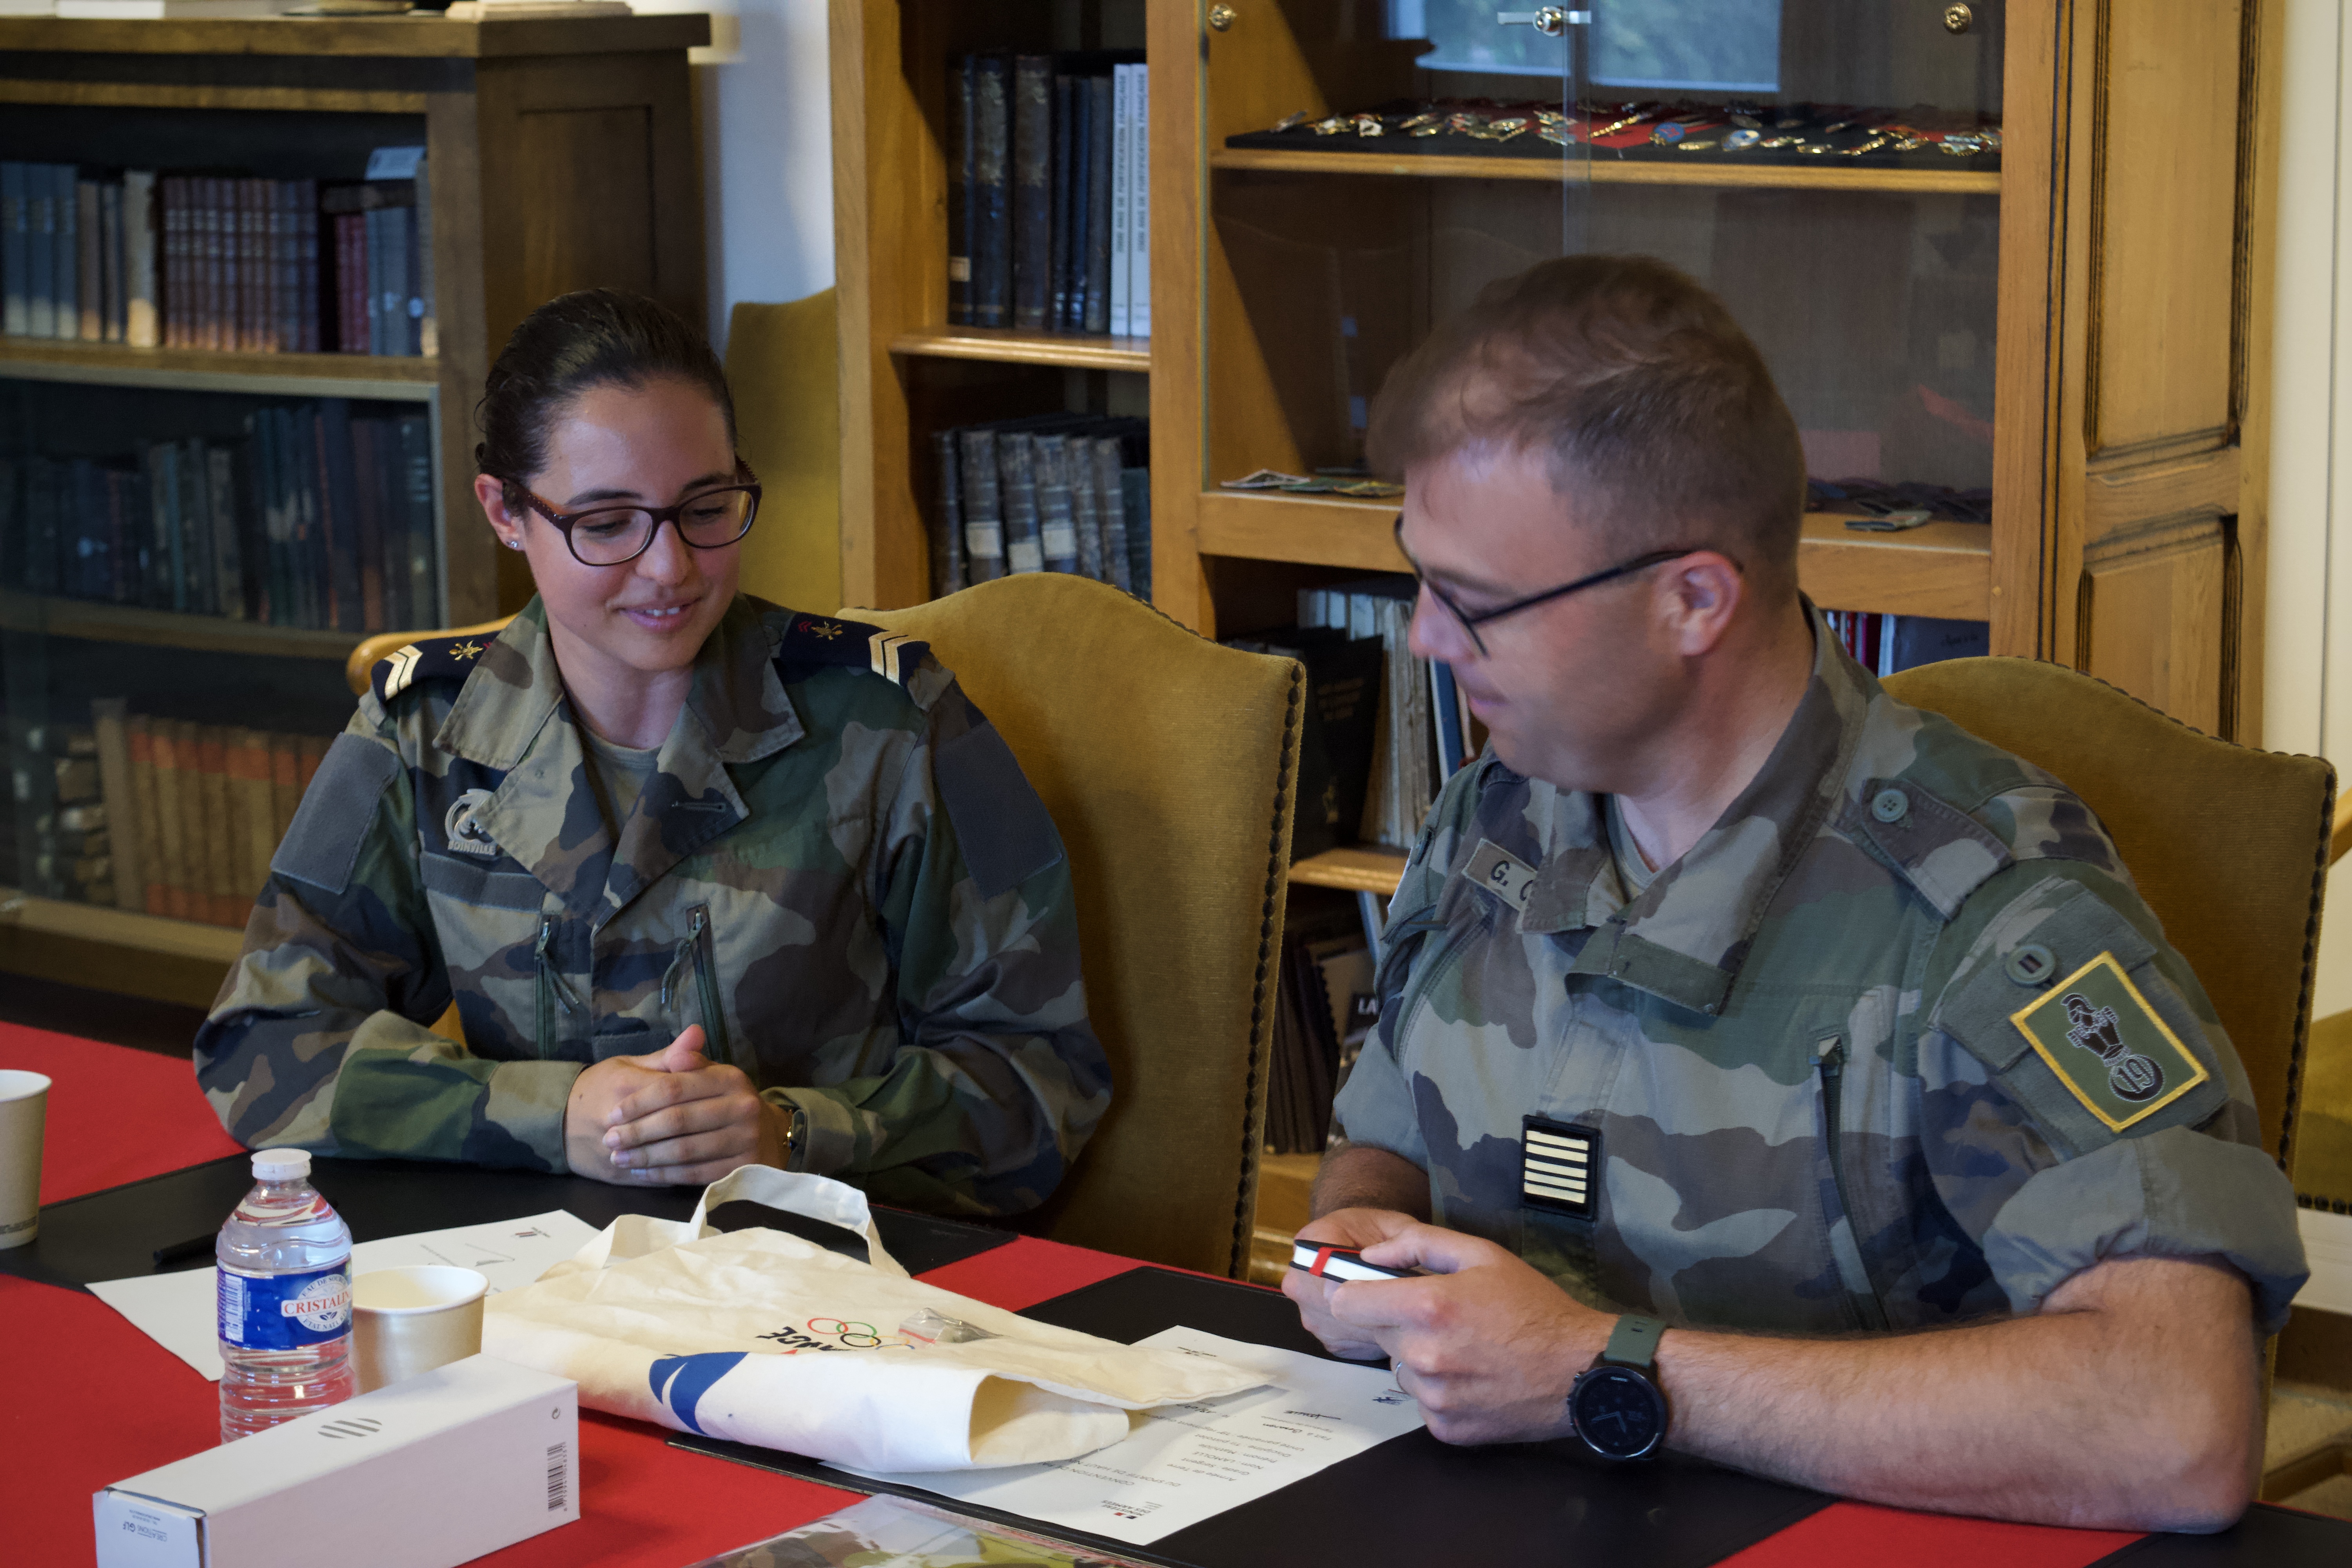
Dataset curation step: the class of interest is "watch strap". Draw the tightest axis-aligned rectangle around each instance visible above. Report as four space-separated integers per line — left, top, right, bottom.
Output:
1602 1314 1666 1372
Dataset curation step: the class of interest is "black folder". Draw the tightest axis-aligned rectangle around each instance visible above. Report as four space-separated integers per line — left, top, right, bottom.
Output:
674 1265 1837 1568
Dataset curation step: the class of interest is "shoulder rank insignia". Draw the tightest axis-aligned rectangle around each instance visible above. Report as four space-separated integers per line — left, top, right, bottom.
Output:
372 632 495 706
775 613 931 690
1464 838 1539 913
2008 951 2209 1131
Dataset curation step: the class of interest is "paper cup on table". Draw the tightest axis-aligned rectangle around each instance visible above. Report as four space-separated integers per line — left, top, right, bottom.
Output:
0 1070 50 1251
353 1266 489 1392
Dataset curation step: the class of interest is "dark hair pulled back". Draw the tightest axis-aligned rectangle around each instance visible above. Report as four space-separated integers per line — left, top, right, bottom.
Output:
474 288 737 506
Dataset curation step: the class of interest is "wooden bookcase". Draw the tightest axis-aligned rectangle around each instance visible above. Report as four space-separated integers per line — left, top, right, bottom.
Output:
834 0 2282 902
0 14 708 1004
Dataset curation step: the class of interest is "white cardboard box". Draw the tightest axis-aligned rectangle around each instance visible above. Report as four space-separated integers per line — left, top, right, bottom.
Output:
95 1355 579 1568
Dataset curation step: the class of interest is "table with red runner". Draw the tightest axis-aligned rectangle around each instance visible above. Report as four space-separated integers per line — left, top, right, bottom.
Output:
0 1022 2151 1568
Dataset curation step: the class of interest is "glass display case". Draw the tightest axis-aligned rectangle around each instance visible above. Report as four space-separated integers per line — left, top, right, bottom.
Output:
1195 0 2005 661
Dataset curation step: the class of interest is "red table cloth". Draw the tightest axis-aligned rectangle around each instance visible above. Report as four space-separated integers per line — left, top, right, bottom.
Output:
0 1024 2142 1568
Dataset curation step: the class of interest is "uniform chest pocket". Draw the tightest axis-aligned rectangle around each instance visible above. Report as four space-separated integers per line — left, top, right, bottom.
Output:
1390 915 1486 1073
659 905 734 1068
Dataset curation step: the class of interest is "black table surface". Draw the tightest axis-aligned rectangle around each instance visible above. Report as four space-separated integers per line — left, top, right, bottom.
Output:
678 1265 1838 1568
0 1153 1014 1292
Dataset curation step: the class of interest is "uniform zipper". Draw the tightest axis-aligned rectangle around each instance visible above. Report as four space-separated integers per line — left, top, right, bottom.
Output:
660 907 731 1066
1815 1039 1890 1330
534 916 578 1060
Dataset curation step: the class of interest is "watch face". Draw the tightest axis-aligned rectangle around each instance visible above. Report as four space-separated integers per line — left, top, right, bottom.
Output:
1571 1365 1666 1461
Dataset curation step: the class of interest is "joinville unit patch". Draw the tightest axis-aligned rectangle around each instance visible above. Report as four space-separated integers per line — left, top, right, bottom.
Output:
2008 951 2209 1131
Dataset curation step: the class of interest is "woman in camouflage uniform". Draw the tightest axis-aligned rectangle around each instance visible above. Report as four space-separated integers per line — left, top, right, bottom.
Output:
194 290 1110 1217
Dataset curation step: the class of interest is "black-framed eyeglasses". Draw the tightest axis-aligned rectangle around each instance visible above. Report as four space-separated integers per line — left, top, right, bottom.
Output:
1392 515 1707 659
501 463 763 567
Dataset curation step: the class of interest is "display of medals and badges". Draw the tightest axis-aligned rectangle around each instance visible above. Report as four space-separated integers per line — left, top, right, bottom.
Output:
1226 100 2001 171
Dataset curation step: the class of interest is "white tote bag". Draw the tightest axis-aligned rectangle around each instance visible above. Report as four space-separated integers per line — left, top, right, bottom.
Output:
482 1167 1265 1471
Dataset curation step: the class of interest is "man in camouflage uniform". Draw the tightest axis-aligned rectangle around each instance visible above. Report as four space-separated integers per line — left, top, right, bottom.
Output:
1285 256 2307 1528
195 595 1110 1217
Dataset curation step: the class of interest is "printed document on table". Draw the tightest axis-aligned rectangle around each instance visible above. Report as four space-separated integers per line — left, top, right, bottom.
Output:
86 1209 601 1381
835 1326 1425 1545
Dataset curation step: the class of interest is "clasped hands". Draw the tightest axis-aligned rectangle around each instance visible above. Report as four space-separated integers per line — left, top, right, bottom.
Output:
1281 1206 1617 1446
562 1025 791 1185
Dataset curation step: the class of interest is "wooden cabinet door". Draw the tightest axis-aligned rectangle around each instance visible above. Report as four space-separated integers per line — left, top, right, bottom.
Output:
2019 0 2258 737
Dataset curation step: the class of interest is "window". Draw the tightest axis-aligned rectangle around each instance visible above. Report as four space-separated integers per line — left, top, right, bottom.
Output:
1393 0 1782 93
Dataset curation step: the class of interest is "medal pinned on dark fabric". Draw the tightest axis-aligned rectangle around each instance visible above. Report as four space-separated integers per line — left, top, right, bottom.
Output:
1522 1117 1598 1218
2008 951 2209 1131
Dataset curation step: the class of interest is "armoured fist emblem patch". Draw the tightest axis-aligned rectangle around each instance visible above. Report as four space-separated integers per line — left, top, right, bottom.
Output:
2009 951 2209 1131
2062 993 2165 1102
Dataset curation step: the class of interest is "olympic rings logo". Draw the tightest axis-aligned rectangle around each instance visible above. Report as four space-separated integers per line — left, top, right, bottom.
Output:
806 1317 903 1349
758 1317 908 1354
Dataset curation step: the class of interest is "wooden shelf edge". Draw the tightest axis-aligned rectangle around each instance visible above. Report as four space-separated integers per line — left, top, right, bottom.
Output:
0 888 245 966
0 13 711 59
1289 844 1408 895
0 593 365 661
889 327 1151 373
0 339 436 399
1211 146 2001 195
1196 494 1992 619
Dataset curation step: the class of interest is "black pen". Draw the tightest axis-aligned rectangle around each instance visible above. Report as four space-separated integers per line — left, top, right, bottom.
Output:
152 1234 215 1270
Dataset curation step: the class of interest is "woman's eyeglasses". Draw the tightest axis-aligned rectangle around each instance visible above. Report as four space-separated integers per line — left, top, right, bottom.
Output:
499 463 762 567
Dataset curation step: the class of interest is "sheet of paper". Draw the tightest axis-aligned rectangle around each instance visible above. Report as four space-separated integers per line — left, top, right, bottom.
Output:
87 1209 601 1381
836 1326 1425 1545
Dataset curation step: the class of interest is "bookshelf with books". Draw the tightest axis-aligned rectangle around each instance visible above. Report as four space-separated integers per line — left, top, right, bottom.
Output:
836 4 2281 917
0 14 708 1003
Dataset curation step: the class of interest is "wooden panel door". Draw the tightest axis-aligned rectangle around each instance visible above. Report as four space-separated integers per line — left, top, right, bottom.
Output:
2039 0 2259 736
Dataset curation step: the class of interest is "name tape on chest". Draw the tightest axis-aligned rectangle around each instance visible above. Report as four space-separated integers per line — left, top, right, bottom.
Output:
1464 838 1539 913
2008 950 2209 1132
1521 1116 1598 1220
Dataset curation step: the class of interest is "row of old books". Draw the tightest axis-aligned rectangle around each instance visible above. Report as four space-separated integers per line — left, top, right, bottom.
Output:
1226 579 1473 858
5 704 329 927
0 151 433 356
1265 901 1376 1156
927 415 1151 599
1 400 441 634
949 53 1151 338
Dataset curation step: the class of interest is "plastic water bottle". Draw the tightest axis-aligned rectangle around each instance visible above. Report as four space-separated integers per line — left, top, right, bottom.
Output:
216 1148 356 1443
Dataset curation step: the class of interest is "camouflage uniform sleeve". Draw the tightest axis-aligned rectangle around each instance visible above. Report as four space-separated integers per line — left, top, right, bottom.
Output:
1916 858 2308 1331
193 702 582 1171
762 681 1111 1216
1329 758 1492 1171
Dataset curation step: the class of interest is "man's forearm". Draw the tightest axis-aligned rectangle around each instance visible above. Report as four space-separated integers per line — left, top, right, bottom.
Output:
1310 1144 1432 1222
1657 1257 2260 1531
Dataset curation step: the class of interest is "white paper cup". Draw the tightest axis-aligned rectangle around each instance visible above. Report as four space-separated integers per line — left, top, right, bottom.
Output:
352 1265 488 1392
0 1070 50 1251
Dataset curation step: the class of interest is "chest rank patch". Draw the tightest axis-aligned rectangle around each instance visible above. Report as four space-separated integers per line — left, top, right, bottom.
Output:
1521 1116 1598 1219
1464 838 1539 913
2009 951 2209 1131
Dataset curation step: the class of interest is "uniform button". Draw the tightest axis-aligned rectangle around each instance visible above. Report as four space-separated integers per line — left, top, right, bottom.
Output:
1871 787 1909 824
2005 942 2057 987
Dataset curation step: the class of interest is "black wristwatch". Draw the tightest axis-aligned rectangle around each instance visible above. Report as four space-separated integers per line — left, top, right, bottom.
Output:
1568 1314 1669 1461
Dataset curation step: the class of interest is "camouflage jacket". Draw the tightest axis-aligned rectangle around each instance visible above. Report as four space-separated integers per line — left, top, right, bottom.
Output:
1334 612 2308 1333
195 596 1111 1216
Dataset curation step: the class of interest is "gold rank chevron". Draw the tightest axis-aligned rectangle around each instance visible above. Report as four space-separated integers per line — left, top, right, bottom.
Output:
867 631 917 684
380 643 423 700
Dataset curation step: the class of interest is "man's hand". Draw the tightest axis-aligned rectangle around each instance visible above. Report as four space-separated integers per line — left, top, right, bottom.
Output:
1282 1207 1421 1361
562 1027 789 1185
1328 1221 1609 1444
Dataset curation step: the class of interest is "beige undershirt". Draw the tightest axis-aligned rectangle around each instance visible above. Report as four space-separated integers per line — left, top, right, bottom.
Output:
1605 795 1661 900
581 722 661 836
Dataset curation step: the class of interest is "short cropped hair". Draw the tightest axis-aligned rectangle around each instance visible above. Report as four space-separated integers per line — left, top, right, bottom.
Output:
1366 255 1805 599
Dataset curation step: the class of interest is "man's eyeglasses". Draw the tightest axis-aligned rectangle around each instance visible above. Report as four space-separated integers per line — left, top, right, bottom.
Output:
1392 515 1706 658
499 463 763 567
